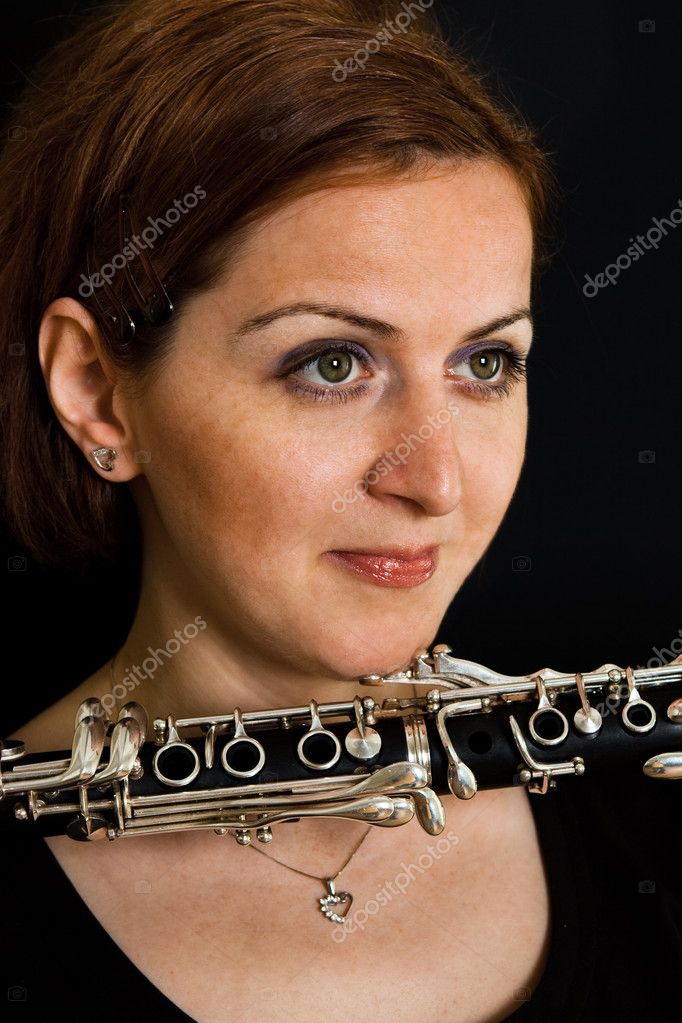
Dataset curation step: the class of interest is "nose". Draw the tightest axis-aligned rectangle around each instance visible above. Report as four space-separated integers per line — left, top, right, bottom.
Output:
366 384 463 517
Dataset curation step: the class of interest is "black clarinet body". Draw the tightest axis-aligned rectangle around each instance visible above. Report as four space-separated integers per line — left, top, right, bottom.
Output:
2 645 681 842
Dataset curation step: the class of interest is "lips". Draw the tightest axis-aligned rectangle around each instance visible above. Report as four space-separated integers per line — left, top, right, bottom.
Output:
324 545 439 588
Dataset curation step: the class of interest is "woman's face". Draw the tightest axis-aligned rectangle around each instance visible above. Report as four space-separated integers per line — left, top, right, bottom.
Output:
124 159 534 680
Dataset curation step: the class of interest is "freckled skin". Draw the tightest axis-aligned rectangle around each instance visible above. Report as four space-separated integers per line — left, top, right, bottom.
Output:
39 157 533 721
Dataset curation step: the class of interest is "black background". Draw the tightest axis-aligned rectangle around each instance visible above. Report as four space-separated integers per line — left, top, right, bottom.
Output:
1 1 680 734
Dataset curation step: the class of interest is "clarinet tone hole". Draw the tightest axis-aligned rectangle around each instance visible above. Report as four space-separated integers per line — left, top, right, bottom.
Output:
529 708 568 746
153 742 200 787
298 731 341 770
621 702 656 733
467 730 493 755
221 738 265 777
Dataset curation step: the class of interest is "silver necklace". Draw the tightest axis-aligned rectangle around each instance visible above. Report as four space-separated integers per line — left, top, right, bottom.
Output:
244 823 372 924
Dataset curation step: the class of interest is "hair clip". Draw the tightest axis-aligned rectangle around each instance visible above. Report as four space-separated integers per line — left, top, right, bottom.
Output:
85 224 137 346
84 191 174 346
118 192 174 330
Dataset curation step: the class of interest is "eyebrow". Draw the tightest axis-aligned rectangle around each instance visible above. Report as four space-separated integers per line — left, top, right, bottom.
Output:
232 302 533 345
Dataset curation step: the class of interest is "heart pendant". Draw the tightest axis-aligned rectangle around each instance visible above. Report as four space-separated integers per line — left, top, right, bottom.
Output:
319 889 353 924
319 878 353 924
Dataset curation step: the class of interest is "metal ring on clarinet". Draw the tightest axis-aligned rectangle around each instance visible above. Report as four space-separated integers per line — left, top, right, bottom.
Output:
528 674 569 746
152 715 201 787
621 666 656 733
221 707 266 778
297 699 342 770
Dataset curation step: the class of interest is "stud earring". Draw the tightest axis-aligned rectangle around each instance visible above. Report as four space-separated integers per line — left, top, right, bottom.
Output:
91 447 117 472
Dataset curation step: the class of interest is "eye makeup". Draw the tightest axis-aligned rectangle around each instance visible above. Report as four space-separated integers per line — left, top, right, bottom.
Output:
275 338 528 405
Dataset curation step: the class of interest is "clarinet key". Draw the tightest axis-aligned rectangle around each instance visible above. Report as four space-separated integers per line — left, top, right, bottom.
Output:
642 751 682 779
344 696 382 760
666 697 682 723
572 671 603 735
528 675 568 747
621 666 656 734
221 707 266 778
153 714 201 787
297 699 341 770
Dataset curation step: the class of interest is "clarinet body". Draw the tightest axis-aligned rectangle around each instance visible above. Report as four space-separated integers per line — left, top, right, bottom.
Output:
2 644 681 844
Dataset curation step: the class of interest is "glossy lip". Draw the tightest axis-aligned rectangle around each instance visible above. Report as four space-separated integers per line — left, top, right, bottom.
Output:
323 545 440 588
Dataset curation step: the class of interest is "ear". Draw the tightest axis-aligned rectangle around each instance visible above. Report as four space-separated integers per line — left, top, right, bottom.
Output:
38 296 142 481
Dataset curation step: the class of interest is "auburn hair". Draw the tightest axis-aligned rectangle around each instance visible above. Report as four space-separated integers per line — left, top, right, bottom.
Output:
0 0 559 570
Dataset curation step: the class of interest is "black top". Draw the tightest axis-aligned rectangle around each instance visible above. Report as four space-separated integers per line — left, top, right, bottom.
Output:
1 767 680 1021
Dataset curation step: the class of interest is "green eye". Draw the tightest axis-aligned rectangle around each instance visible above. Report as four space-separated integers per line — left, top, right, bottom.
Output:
316 351 354 384
446 345 529 401
283 340 372 403
282 339 528 405
469 351 502 381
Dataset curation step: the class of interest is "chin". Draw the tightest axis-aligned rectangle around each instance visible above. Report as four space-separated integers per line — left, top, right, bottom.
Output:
319 627 438 682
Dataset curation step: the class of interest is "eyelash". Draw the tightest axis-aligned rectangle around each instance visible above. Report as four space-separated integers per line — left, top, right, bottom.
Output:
280 340 528 405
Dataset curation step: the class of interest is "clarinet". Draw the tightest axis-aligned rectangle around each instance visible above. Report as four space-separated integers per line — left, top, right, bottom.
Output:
2 644 681 845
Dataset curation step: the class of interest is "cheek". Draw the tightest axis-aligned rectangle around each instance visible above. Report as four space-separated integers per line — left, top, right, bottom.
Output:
463 418 526 525
147 403 355 559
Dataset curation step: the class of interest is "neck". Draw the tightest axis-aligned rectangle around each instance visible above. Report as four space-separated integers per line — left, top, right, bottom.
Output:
105 565 418 723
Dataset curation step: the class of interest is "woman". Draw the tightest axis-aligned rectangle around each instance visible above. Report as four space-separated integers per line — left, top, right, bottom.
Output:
2 2 677 1022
